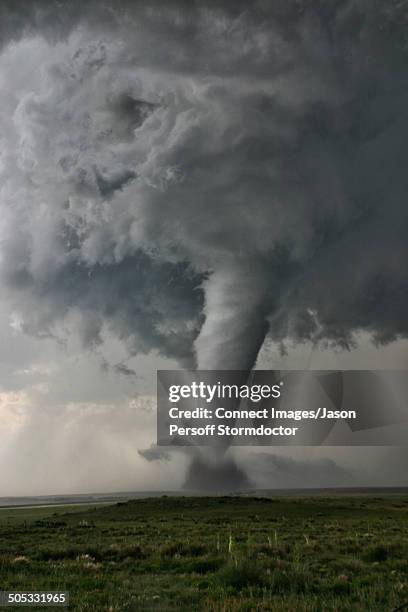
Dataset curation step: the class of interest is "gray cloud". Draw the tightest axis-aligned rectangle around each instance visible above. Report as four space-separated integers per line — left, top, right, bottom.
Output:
1 1 408 373
113 363 138 378
138 444 171 463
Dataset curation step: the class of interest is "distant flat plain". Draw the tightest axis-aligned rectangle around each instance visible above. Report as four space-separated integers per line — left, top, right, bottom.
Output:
1 486 407 508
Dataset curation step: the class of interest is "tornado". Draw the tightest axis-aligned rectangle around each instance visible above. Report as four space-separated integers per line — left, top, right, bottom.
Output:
195 263 270 371
1 2 408 490
184 262 271 490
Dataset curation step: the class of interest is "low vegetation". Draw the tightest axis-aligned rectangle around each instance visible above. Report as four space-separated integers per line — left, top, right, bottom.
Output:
0 495 407 610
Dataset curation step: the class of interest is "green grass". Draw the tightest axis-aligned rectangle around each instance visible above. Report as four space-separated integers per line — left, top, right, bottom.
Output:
0 496 407 610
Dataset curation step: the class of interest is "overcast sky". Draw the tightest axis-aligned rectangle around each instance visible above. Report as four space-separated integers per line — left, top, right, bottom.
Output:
0 1 407 495
1 314 407 495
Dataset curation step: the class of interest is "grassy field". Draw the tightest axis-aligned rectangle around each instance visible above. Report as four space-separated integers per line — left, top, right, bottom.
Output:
0 495 407 611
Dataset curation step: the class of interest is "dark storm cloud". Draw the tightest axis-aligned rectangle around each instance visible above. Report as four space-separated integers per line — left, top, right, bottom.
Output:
114 363 138 378
138 444 171 463
1 0 408 370
3 251 203 364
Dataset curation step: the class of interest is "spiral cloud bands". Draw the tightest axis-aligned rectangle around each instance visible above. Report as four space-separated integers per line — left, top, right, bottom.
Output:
1 0 408 373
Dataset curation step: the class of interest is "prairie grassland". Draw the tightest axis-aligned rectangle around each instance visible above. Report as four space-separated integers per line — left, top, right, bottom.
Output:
0 495 407 611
